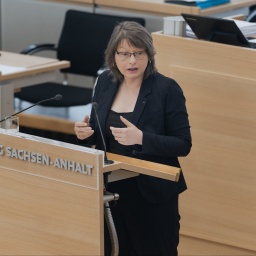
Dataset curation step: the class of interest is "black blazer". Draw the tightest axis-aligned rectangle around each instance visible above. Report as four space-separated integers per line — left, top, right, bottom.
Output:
82 70 192 204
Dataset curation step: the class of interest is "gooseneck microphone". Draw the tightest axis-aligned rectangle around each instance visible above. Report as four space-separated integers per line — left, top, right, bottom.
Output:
0 94 62 123
92 102 114 165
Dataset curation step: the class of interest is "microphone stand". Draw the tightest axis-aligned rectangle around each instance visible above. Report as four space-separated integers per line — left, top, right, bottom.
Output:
0 94 62 123
92 102 119 255
92 102 114 165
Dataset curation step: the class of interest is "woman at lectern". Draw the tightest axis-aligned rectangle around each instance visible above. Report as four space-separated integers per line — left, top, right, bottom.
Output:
74 21 192 256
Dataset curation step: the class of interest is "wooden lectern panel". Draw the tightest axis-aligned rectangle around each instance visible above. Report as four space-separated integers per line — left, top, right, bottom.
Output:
0 130 104 255
0 169 101 255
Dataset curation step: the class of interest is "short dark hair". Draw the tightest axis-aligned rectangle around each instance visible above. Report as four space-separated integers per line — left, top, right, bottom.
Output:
105 21 157 82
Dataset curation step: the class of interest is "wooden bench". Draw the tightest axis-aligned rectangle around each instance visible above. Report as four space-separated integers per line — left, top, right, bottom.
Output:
18 113 77 144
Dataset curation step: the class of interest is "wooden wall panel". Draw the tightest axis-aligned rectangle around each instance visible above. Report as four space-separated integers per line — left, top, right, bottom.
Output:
175 67 256 252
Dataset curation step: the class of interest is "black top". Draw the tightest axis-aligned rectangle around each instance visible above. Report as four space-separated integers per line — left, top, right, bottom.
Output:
106 110 133 156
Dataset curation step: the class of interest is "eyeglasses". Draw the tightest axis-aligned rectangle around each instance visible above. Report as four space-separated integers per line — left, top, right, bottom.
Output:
116 51 146 61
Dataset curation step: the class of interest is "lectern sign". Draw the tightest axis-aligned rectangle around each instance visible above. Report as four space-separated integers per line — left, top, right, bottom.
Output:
0 129 103 190
0 144 93 176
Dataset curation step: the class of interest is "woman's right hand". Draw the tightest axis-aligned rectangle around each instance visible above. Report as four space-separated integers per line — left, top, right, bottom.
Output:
74 115 94 140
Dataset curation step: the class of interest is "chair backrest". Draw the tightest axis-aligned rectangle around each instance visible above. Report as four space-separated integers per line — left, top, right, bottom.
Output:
246 9 256 22
57 10 145 77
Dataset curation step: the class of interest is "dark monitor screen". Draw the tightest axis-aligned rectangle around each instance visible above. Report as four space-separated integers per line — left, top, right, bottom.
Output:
181 13 253 48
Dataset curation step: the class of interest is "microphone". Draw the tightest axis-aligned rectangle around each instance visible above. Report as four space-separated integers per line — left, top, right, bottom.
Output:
92 102 114 165
0 94 62 123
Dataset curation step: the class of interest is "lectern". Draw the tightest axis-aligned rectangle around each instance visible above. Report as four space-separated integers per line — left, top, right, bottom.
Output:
0 129 180 255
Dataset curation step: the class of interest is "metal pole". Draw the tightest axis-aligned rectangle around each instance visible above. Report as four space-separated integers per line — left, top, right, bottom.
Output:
103 191 119 256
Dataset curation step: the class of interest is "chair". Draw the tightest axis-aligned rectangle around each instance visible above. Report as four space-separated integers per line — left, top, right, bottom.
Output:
14 10 145 113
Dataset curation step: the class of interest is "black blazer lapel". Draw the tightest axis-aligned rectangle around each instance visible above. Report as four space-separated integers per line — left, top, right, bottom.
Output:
132 76 153 126
98 82 119 141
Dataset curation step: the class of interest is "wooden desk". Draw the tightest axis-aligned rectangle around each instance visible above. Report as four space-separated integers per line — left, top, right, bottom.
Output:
37 0 256 16
152 32 256 254
0 51 70 120
95 0 256 16
43 0 94 5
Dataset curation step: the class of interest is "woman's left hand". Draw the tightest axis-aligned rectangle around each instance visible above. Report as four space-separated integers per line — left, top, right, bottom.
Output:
110 116 143 145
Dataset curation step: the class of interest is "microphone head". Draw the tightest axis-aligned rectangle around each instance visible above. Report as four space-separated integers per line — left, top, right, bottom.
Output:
55 94 62 101
92 102 98 109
